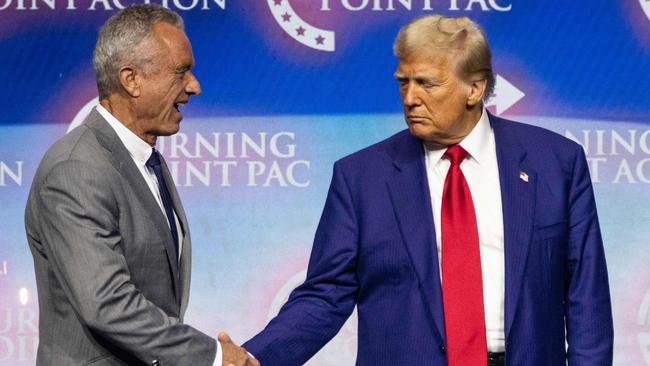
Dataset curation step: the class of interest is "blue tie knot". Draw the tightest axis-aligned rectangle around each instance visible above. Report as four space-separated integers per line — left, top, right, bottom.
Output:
146 149 162 169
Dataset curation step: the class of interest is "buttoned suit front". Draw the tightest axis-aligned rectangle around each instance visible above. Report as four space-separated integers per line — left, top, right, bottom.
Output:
25 110 216 366
244 114 613 365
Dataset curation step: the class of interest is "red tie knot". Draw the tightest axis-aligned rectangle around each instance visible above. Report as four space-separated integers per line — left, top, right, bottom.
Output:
444 145 469 166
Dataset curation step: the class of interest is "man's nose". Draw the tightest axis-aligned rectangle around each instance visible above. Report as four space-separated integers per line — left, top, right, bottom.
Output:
403 83 420 108
186 71 202 96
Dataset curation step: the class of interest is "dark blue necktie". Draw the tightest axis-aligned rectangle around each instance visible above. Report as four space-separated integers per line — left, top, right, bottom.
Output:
146 149 179 260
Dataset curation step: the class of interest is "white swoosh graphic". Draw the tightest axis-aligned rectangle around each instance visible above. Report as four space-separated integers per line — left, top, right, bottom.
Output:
67 96 99 133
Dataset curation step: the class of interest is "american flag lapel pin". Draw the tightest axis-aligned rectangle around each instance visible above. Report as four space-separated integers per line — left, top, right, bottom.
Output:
519 171 529 183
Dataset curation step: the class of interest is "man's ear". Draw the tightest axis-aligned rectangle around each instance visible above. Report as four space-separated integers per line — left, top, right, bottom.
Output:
118 65 141 98
467 78 487 107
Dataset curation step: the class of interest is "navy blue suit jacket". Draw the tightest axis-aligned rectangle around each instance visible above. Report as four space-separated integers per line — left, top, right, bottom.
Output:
244 115 613 365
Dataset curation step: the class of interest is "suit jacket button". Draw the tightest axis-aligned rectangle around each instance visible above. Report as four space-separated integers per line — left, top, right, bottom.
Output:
439 345 446 354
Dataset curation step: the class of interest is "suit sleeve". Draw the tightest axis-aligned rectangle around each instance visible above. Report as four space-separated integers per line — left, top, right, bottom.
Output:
565 147 614 365
35 160 216 366
243 161 359 366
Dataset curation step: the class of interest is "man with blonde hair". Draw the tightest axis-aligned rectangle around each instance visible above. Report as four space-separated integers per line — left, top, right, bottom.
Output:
244 15 613 365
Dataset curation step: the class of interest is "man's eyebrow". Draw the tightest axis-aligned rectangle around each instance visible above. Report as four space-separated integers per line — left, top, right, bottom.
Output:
393 73 440 82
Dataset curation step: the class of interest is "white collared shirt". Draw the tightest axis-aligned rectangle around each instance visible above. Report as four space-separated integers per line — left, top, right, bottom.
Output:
96 105 183 260
423 108 506 352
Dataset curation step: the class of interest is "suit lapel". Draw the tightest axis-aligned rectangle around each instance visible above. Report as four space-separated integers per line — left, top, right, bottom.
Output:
86 110 181 302
491 115 537 340
385 132 446 344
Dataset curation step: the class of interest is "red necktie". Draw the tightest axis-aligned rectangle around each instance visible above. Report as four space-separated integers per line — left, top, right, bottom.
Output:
441 145 487 366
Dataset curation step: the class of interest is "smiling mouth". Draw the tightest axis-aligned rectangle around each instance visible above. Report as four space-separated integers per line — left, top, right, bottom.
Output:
174 101 188 112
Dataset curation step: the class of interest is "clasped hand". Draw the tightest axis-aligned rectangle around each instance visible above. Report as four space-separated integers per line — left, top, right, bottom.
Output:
218 332 259 366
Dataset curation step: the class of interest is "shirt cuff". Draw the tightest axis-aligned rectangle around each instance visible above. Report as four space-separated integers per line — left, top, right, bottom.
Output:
214 339 222 366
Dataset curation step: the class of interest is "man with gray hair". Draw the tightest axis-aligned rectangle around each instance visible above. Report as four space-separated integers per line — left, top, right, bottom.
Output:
244 15 613 365
25 5 256 366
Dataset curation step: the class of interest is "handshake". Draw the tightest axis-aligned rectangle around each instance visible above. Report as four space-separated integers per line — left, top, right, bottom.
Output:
218 332 260 366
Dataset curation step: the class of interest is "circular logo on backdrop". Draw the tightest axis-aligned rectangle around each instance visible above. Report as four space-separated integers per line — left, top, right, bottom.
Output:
638 288 650 364
640 0 650 22
266 0 335 52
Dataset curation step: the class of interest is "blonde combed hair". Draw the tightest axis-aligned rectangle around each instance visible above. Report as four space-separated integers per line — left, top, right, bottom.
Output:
393 15 495 101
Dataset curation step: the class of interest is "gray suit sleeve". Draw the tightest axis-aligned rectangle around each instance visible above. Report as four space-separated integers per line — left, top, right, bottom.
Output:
35 160 216 366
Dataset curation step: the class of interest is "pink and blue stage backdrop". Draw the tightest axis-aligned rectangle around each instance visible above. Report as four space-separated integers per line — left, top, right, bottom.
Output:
1 1 650 364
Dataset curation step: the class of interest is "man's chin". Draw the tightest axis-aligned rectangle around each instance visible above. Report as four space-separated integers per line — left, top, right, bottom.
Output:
407 124 434 140
157 122 181 137
407 126 453 148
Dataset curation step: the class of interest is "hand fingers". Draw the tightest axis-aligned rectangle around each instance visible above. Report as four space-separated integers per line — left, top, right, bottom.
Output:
218 331 233 344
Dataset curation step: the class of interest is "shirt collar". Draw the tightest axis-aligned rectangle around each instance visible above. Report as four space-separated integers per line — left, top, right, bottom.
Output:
459 107 492 166
96 104 153 164
424 107 493 166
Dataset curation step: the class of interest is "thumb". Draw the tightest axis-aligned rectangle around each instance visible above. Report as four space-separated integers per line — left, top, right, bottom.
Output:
217 331 233 344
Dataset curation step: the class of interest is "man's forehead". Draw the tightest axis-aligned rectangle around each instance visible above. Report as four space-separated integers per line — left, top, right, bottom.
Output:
150 22 194 65
395 52 453 75
152 22 190 49
152 21 184 36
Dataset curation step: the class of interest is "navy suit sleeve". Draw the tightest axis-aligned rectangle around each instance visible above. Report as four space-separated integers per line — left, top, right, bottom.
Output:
565 147 613 365
244 161 359 366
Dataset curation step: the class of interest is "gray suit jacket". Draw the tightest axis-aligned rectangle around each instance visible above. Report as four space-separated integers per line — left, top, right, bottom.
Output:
24 110 217 365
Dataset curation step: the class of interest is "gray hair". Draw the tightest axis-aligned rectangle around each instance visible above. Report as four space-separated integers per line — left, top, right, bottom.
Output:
394 15 495 102
93 4 184 99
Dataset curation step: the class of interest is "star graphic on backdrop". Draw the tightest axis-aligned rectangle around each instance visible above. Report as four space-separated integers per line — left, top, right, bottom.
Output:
282 12 291 22
273 0 281 5
296 26 306 36
315 35 325 45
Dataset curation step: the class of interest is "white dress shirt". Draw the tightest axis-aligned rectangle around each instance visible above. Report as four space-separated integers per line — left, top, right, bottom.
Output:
97 105 224 365
97 105 184 258
423 108 506 352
